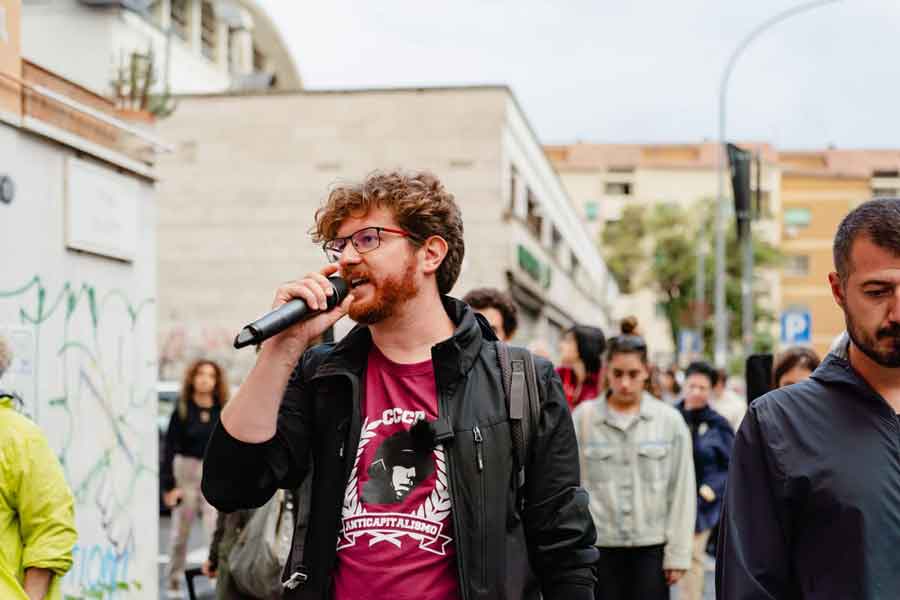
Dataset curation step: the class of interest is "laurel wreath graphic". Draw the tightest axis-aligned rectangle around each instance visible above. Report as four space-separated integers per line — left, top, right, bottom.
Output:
341 417 452 542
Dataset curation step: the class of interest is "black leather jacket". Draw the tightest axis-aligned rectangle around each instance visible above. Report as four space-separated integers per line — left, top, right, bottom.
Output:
202 297 598 599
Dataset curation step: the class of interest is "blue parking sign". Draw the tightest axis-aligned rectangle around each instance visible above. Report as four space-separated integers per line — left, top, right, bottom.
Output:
781 309 811 344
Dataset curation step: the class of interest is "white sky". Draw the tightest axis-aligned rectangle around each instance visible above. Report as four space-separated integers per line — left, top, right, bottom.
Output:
258 0 900 149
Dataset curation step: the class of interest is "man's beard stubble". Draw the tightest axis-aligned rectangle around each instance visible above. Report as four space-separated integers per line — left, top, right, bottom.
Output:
845 312 900 368
344 258 420 325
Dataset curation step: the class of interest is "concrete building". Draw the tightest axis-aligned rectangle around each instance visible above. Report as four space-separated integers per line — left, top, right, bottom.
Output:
778 149 900 358
545 142 783 364
22 0 301 97
155 86 620 380
0 1 163 597
548 141 900 363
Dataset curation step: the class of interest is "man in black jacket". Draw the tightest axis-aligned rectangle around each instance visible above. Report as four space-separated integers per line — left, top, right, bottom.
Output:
201 170 598 600
716 197 900 599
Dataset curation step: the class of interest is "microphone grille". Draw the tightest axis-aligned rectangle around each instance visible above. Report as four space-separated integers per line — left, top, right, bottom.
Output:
328 275 350 301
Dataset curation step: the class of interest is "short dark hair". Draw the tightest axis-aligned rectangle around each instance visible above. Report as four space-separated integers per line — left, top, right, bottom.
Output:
606 334 647 365
567 325 606 374
773 346 820 388
685 361 718 387
833 198 900 282
463 287 518 339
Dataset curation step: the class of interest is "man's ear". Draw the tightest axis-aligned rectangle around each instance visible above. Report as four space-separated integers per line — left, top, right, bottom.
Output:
828 271 846 309
420 235 448 276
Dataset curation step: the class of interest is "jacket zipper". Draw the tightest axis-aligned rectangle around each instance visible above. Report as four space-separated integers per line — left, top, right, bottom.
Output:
473 424 487 587
473 425 484 471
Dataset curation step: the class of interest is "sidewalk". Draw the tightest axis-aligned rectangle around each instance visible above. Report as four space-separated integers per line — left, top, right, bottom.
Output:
158 514 216 600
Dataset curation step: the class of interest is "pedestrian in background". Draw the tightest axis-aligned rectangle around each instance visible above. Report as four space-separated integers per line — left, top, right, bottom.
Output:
717 198 900 599
558 324 606 409
772 346 820 388
162 359 230 598
202 509 258 600
710 369 747 432
462 287 518 342
574 334 695 600
657 366 681 405
676 362 733 600
0 335 77 600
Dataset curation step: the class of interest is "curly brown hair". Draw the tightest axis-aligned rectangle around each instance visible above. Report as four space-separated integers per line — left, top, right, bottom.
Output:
178 359 230 420
311 170 465 295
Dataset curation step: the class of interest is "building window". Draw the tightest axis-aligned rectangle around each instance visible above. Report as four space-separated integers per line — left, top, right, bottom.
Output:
526 188 542 239
550 225 562 255
784 254 810 277
873 188 900 198
170 0 188 41
605 181 632 196
201 1 218 61
873 169 899 178
570 253 581 278
253 43 267 72
585 201 599 222
784 207 812 229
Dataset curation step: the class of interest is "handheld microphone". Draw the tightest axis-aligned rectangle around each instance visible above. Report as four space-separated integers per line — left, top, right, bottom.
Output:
233 276 350 349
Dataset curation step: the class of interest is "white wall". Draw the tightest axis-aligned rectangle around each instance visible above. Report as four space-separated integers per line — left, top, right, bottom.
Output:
0 125 158 599
22 1 230 96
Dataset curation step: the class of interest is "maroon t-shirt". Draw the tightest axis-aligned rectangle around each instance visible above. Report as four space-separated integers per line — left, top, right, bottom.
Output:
332 346 460 600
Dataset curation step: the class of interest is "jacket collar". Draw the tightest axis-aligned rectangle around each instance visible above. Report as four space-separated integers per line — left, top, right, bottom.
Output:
600 391 657 424
675 400 716 421
313 295 491 388
809 331 896 415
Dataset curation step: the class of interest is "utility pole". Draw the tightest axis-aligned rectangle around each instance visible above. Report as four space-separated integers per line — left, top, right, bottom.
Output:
712 0 843 368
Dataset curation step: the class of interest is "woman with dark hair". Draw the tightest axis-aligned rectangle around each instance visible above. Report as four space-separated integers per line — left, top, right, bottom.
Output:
557 324 606 409
162 359 230 597
773 346 821 388
573 334 695 600
659 366 681 405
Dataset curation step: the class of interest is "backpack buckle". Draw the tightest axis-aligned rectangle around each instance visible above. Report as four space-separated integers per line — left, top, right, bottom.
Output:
283 568 309 590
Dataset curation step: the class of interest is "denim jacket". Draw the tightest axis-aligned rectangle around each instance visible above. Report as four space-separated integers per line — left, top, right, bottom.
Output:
573 393 695 570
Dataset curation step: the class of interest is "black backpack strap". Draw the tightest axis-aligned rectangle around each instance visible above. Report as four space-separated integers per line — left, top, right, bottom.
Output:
497 342 540 502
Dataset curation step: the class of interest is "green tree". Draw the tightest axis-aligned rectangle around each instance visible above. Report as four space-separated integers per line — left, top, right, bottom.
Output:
600 205 647 293
601 201 782 360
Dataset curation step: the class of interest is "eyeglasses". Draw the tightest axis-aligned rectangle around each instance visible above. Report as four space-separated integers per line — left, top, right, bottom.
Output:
322 226 418 263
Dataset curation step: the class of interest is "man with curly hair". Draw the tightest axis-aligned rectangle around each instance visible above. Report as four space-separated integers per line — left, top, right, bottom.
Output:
203 170 598 599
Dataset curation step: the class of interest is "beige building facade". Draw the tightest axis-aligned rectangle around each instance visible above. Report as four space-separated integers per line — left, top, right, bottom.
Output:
778 150 900 358
545 142 782 364
155 86 619 380
548 141 900 364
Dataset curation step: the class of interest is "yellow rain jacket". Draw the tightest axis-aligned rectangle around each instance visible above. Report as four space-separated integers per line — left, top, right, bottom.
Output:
0 395 77 600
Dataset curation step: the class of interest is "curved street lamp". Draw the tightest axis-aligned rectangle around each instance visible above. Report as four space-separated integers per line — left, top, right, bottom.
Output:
711 0 844 367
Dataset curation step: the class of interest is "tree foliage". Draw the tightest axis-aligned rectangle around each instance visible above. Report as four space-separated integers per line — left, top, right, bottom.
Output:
601 201 782 359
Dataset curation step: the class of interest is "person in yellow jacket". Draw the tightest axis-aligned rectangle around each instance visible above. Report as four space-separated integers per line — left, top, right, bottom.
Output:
0 335 77 600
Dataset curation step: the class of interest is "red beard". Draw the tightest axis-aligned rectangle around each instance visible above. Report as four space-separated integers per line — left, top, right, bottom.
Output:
344 258 420 325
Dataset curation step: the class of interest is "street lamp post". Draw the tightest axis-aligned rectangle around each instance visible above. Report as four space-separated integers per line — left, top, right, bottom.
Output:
712 0 843 368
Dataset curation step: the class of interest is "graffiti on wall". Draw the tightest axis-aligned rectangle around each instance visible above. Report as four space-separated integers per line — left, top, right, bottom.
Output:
0 275 156 599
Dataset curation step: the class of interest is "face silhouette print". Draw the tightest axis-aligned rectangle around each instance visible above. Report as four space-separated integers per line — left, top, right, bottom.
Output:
362 429 435 505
